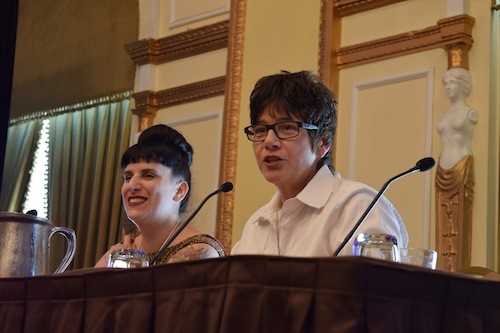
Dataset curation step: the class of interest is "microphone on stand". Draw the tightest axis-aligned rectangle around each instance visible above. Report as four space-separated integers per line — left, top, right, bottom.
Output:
149 182 234 265
332 157 435 257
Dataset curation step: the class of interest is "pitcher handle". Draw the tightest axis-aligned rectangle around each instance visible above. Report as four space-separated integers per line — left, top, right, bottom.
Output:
49 227 77 274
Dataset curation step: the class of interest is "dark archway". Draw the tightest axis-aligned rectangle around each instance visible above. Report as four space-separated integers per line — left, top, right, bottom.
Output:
0 0 19 187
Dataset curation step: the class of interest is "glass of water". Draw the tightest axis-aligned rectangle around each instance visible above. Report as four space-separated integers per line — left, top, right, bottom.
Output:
399 247 437 269
352 233 400 262
107 249 149 269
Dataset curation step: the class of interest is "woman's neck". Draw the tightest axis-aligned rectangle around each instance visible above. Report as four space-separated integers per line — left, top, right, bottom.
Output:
137 221 180 253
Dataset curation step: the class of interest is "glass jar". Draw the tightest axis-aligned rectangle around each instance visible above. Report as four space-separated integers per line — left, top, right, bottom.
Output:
107 249 149 269
352 233 400 262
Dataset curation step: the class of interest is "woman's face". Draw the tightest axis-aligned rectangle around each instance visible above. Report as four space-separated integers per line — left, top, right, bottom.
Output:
251 108 328 198
121 161 187 226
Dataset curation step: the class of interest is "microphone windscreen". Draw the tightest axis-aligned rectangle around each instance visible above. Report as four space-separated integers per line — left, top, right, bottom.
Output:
416 157 435 172
220 182 234 193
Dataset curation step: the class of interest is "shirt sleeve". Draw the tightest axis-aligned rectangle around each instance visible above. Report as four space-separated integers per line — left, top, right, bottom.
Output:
231 240 241 255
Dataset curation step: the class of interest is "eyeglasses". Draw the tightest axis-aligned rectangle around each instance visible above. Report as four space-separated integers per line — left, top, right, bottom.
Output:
244 121 318 142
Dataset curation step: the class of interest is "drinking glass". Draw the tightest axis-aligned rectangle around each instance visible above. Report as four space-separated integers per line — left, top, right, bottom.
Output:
107 249 149 269
352 233 400 262
399 247 437 269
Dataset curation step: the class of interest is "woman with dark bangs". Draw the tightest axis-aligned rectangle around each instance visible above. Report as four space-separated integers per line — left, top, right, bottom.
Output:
95 125 225 267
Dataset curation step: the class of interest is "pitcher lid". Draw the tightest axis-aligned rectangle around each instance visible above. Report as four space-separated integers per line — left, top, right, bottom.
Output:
0 211 52 225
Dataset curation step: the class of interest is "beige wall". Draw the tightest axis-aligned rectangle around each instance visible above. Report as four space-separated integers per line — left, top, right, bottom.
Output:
336 60 437 249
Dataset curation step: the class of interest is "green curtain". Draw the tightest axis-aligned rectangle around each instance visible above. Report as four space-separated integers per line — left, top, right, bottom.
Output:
0 120 41 212
48 97 132 269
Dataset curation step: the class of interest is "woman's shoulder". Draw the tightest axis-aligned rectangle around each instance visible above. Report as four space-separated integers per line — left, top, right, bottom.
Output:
177 231 226 252
150 229 226 264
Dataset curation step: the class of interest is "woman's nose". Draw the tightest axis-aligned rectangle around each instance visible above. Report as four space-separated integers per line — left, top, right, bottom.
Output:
263 128 281 149
128 178 142 192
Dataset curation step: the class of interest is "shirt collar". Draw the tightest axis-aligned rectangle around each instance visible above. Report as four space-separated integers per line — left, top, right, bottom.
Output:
252 165 335 224
295 164 334 209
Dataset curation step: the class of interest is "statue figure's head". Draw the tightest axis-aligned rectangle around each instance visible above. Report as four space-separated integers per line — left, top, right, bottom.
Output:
442 68 472 98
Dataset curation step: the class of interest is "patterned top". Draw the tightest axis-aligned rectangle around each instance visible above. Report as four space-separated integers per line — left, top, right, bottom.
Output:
147 234 226 265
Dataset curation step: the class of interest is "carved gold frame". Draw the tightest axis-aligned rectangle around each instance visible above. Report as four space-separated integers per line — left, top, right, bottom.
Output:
215 0 246 250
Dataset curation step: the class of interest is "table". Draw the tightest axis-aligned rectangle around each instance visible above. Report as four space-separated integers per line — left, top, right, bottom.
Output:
0 255 498 332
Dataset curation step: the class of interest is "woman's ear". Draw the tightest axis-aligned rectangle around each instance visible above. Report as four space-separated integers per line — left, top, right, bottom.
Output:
173 180 189 202
315 137 331 159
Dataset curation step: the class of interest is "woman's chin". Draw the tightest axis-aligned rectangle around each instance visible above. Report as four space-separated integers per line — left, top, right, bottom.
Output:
125 210 146 224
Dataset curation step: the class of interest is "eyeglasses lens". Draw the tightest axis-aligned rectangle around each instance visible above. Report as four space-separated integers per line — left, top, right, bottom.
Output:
248 122 300 141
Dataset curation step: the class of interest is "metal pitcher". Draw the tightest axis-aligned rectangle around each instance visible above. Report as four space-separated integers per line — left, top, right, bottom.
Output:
0 212 76 277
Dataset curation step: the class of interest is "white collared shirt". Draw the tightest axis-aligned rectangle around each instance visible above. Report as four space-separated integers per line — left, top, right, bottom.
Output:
232 165 408 257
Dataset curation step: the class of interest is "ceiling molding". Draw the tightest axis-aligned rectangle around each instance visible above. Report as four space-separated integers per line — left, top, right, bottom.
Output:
333 0 407 17
132 76 226 131
133 76 226 110
333 14 475 69
125 20 230 65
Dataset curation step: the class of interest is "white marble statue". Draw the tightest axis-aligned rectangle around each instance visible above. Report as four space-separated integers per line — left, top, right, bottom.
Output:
437 68 478 170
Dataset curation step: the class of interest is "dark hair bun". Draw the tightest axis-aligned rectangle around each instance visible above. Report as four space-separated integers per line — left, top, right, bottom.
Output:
138 124 193 166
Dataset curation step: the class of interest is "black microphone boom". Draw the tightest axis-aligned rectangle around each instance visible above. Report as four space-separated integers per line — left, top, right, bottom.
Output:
149 182 233 265
332 157 435 257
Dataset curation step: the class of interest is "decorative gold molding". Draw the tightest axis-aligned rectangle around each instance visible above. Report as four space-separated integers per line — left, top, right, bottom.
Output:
445 43 471 69
319 0 333 83
216 0 247 251
133 105 158 132
436 14 475 69
333 14 475 69
333 0 407 17
435 156 474 271
132 76 226 132
9 91 132 126
125 20 230 65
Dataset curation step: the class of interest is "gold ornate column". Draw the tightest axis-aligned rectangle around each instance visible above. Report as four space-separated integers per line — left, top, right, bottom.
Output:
131 91 158 132
435 157 474 271
435 15 476 271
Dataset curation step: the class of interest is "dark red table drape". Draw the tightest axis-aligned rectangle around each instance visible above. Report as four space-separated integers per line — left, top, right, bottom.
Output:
0 255 498 333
